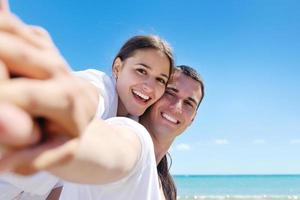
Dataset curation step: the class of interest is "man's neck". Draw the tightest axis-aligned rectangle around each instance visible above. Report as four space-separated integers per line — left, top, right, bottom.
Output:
150 133 174 165
140 117 174 165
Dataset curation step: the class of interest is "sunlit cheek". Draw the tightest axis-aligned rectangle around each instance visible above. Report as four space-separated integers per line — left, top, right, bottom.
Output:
129 69 144 81
183 107 195 116
162 96 174 107
156 87 166 100
132 72 144 80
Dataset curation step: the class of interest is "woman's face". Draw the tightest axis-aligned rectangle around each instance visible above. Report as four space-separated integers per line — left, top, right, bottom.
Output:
113 48 170 117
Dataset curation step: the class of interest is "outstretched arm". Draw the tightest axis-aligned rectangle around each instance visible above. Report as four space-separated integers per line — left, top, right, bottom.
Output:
0 0 141 185
0 118 142 185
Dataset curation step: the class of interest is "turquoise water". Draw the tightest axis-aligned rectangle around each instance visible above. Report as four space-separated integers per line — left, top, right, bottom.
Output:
173 175 300 199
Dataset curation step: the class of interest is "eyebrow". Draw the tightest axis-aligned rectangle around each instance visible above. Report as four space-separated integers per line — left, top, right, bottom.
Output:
167 86 199 107
138 63 169 79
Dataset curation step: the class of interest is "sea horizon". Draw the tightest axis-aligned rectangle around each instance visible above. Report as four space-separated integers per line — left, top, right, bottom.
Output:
172 174 300 200
173 174 300 176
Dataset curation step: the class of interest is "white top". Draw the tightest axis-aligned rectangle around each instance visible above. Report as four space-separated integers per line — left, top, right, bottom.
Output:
0 69 118 199
59 117 160 200
74 69 118 119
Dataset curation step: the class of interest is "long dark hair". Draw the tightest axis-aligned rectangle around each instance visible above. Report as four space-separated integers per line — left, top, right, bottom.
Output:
157 153 177 200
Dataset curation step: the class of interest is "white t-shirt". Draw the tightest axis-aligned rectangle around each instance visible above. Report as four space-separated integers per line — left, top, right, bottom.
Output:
59 117 160 200
0 69 118 199
74 69 118 119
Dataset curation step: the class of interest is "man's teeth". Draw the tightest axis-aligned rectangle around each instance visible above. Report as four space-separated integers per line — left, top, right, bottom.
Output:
162 113 178 124
133 90 150 100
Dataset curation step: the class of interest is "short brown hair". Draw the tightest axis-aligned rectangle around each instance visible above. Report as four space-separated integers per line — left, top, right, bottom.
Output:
176 65 205 109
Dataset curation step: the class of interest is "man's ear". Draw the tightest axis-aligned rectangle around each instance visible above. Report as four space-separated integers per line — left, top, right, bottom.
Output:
112 57 122 79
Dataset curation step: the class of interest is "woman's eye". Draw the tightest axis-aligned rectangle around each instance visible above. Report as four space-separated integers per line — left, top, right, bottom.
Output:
136 68 147 75
157 78 166 85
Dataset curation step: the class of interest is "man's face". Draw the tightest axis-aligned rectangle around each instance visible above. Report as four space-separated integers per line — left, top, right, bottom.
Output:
144 70 203 140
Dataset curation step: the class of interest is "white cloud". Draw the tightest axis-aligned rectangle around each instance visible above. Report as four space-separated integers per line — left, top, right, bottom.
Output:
290 139 300 144
214 139 229 145
253 139 266 144
176 143 191 151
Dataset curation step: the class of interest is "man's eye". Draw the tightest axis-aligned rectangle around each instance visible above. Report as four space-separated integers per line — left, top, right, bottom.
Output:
165 90 174 96
185 101 194 108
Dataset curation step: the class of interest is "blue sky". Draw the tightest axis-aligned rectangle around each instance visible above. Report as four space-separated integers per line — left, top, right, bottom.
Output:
10 0 300 175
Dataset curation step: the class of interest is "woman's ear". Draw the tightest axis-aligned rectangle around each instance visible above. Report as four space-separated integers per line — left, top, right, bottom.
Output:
112 57 122 80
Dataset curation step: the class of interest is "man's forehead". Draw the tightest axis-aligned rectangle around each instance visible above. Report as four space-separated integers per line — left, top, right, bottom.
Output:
168 71 198 89
167 71 202 102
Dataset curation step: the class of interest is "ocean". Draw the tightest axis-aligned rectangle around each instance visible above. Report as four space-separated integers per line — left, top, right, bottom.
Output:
173 175 300 200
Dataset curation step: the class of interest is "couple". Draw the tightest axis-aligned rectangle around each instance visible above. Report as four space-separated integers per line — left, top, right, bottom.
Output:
0 1 204 200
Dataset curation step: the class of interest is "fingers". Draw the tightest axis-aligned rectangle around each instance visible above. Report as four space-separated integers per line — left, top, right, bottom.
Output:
0 102 40 148
0 10 54 49
30 137 78 173
0 12 71 79
0 78 81 137
0 0 10 12
0 31 69 79
0 75 96 138
0 60 8 80
0 78 66 116
0 31 52 78
0 136 77 175
29 25 53 43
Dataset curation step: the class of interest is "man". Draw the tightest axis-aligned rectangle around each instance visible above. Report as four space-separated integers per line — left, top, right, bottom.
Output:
141 65 204 200
142 65 204 164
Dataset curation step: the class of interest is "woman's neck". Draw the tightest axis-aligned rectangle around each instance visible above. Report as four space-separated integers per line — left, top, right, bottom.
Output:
116 98 128 117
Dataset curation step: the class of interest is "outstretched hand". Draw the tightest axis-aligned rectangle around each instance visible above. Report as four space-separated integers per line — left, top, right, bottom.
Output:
0 1 39 148
0 2 98 138
0 0 99 174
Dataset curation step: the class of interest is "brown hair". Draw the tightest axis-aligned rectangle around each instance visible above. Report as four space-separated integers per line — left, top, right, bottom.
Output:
113 35 175 80
157 153 177 200
176 65 205 109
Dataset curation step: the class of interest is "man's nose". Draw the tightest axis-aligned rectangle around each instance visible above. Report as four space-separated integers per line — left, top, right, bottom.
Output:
170 99 183 113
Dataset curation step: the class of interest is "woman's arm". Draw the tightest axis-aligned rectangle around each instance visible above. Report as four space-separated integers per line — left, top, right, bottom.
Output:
0 118 142 185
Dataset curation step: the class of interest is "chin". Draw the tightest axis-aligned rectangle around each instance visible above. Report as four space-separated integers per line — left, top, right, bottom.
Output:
129 109 144 117
155 125 173 133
